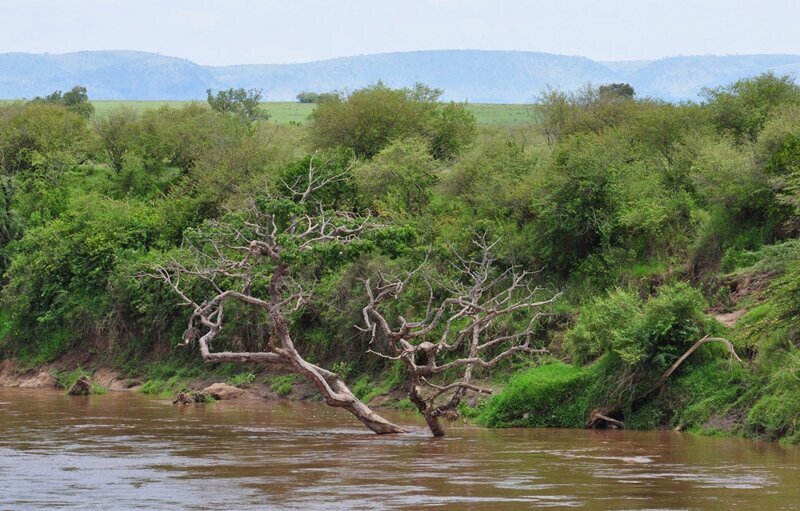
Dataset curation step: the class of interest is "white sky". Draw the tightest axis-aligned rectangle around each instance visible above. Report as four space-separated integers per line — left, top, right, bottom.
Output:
2 0 800 65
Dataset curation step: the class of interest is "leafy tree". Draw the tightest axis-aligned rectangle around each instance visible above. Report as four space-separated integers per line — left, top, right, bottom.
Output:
308 82 476 159
702 72 800 142
296 91 319 103
355 137 438 216
206 87 268 124
94 107 140 173
296 91 339 104
32 86 95 118
598 83 635 100
0 102 92 230
427 101 478 160
537 84 639 149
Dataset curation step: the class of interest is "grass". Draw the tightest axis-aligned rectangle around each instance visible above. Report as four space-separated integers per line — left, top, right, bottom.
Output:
137 359 204 397
465 103 537 125
226 371 256 387
80 101 536 126
1 99 538 129
477 362 592 428
270 374 297 396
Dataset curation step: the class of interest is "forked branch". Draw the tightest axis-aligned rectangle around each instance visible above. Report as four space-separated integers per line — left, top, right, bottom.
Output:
361 237 560 436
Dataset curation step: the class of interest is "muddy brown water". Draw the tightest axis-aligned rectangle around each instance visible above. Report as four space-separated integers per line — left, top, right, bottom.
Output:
0 388 798 510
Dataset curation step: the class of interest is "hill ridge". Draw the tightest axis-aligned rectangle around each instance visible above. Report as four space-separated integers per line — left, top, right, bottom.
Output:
2 49 799 102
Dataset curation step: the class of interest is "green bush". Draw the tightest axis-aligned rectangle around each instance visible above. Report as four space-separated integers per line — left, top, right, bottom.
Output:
563 289 641 364
478 362 592 428
565 283 707 370
308 82 476 159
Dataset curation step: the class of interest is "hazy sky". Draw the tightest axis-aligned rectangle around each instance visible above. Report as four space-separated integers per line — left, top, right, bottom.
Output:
2 0 800 65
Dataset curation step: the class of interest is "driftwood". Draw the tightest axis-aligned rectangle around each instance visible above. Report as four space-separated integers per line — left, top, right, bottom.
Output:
586 409 625 429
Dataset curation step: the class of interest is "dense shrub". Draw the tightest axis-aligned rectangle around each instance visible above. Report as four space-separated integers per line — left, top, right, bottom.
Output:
308 82 476 159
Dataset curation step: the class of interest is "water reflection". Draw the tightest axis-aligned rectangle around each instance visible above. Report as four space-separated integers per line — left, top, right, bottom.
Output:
0 388 797 510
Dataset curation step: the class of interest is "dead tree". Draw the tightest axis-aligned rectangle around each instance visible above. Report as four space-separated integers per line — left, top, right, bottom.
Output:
361 237 560 437
154 156 406 434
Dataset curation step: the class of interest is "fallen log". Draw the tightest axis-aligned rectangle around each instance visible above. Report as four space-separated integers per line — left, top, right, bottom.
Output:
587 335 743 428
649 335 742 395
587 408 625 429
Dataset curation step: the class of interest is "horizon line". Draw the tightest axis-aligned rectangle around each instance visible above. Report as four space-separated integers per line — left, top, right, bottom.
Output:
3 48 800 67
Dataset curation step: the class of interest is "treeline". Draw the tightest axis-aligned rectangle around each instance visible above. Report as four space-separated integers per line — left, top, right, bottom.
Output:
0 77 798 442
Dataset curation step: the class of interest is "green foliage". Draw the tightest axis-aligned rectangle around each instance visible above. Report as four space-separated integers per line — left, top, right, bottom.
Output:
598 83 635 100
702 73 800 142
206 87 268 124
355 138 438 217
1 74 800 443
296 91 338 104
308 82 476 159
138 359 205 397
0 192 181 361
94 107 140 172
52 367 90 391
531 132 626 272
270 374 297 396
628 358 749 432
226 372 256 387
477 362 592 428
563 289 641 364
352 375 375 401
566 283 707 369
32 86 95 118
51 367 108 395
427 101 478 160
744 356 800 444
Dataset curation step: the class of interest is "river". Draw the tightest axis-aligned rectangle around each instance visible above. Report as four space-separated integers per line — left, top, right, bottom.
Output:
0 388 797 510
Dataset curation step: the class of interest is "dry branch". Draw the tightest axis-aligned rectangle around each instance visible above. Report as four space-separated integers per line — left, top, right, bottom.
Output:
649 335 743 393
155 157 406 435
361 236 560 436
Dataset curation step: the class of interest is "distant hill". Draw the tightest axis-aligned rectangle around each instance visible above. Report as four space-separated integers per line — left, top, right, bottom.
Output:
1 50 799 103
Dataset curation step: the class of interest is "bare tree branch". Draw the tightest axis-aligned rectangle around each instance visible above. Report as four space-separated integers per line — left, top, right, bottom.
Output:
154 157 406 435
360 238 561 436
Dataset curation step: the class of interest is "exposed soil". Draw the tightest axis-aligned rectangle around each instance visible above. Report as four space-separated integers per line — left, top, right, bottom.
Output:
714 309 748 328
0 354 344 404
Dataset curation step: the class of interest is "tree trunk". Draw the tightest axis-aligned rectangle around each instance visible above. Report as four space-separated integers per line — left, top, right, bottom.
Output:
267 263 406 434
409 379 445 437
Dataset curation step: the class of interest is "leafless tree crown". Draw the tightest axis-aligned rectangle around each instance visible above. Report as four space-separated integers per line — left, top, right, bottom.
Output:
153 156 406 434
361 236 560 436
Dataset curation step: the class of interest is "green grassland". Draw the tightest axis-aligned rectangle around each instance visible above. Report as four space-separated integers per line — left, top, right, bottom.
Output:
1 99 535 125
90 101 532 125
92 101 318 124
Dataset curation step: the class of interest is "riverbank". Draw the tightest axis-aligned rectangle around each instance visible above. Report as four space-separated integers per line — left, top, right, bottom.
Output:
0 353 414 408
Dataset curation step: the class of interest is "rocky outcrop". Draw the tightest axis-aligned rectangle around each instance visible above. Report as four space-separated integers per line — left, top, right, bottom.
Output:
202 382 247 400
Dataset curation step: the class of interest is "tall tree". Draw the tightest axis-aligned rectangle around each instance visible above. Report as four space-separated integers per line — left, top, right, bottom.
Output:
206 88 268 125
33 85 95 118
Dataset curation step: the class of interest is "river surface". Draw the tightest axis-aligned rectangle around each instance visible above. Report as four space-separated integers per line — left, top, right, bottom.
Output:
0 388 798 510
